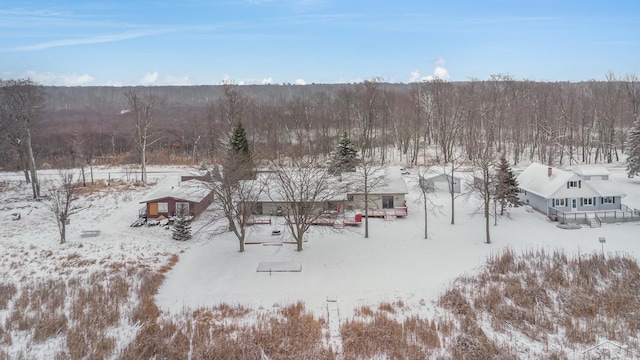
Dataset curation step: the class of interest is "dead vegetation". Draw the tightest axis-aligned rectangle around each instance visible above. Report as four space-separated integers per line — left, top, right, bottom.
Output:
448 248 640 357
2 247 640 358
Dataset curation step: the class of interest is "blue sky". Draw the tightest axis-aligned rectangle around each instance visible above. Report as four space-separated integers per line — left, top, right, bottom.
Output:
1 0 639 86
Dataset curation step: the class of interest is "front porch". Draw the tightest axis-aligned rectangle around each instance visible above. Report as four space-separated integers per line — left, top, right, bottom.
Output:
549 205 640 227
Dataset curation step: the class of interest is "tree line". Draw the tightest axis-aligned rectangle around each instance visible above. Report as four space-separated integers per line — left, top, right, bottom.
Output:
2 73 640 173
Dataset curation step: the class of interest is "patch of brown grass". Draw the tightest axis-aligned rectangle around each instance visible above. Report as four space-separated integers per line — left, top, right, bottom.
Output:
33 312 68 343
158 253 179 274
341 310 440 359
445 248 640 357
377 301 396 314
0 283 17 309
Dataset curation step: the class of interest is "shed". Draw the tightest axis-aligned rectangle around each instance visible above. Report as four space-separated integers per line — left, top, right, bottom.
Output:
140 179 213 219
420 173 461 193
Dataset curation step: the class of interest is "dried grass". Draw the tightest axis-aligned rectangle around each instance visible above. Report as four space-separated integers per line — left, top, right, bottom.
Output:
444 248 640 356
341 305 440 359
0 283 17 309
158 254 179 274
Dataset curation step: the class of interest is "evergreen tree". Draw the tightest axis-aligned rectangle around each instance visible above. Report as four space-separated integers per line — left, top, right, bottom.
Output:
230 121 250 155
625 116 640 178
329 132 359 174
493 154 521 215
172 205 192 241
227 121 254 180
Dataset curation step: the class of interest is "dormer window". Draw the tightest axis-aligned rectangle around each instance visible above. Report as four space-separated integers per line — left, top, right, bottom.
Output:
567 180 581 188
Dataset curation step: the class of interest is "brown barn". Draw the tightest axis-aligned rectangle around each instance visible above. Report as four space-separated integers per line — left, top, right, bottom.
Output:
140 179 213 219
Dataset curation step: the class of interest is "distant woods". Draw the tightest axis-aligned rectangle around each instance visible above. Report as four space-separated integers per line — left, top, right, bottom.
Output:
2 73 640 169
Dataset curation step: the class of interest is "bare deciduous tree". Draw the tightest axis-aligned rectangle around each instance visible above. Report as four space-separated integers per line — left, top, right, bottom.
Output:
270 157 344 251
207 166 264 252
125 89 162 184
416 165 441 240
353 160 386 239
1 78 44 198
48 170 83 244
467 143 496 244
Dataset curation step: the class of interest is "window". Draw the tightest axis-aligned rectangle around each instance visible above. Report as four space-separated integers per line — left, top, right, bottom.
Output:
347 195 354 202
554 198 565 207
158 202 168 212
568 180 581 188
583 197 594 206
603 197 614 204
176 202 189 216
382 196 394 209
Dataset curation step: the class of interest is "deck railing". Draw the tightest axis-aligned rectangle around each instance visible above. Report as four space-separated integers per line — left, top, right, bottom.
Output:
549 206 640 224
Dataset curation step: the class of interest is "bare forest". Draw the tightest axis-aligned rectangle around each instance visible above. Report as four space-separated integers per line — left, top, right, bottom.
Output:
2 74 640 171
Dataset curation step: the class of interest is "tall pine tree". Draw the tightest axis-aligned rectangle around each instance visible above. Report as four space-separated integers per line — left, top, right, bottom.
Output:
329 132 358 175
493 154 521 215
227 121 254 180
230 121 249 155
625 116 640 178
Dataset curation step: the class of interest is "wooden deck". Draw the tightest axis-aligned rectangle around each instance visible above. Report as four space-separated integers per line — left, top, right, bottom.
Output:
245 215 272 225
365 207 408 218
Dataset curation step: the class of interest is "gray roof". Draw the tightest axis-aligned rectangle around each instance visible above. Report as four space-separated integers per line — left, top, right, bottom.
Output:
518 163 578 198
586 180 626 197
343 166 409 195
517 163 624 199
571 165 610 177
141 179 212 203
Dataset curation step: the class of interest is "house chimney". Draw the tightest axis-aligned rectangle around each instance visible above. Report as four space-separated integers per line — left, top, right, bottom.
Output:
548 167 552 177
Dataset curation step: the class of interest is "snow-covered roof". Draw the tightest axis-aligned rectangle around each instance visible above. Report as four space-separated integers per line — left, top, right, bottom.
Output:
342 166 409 195
422 170 461 182
248 174 349 203
572 165 610 177
517 163 581 198
141 179 212 203
518 163 624 199
586 181 626 198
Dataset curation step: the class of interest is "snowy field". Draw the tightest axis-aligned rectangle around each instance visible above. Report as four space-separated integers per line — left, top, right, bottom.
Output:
1 163 639 357
155 165 640 320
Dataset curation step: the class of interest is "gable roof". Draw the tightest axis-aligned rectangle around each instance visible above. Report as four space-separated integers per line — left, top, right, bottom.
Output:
517 163 581 198
422 171 461 182
586 181 626 197
141 179 212 203
518 163 625 199
342 166 409 195
572 165 610 177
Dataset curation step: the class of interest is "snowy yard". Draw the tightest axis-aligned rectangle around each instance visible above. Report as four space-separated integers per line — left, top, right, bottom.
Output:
1 164 640 358
156 166 640 320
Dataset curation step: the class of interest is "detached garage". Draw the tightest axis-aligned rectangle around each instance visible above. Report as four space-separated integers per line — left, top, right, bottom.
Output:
420 173 461 193
140 179 213 219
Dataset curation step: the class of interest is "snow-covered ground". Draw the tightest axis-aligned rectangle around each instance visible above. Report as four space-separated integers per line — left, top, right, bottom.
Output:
1 163 639 357
156 164 640 320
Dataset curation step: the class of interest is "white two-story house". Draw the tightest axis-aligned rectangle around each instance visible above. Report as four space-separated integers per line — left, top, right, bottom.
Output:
517 163 625 217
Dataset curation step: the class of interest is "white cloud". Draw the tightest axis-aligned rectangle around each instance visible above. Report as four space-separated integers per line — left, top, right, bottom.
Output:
295 78 306 85
262 77 273 85
23 70 94 85
410 57 451 83
140 71 159 85
61 74 94 85
434 66 450 80
105 80 123 87
433 57 450 80
162 75 191 86
16 29 168 51
410 70 422 82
